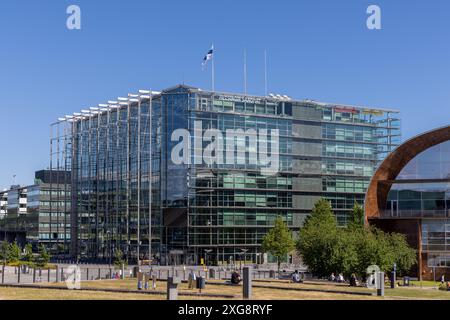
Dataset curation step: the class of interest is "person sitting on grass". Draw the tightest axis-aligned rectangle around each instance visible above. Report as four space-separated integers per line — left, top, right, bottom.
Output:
349 273 359 287
292 270 302 283
231 271 242 285
329 273 336 282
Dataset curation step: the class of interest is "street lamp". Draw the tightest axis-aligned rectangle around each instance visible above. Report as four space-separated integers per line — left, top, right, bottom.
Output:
204 249 213 267
106 230 111 265
240 249 248 270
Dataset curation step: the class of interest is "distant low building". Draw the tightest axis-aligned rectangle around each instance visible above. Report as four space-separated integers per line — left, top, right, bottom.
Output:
0 170 71 254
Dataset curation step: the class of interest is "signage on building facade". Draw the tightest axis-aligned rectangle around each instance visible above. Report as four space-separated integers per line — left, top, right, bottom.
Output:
215 94 264 105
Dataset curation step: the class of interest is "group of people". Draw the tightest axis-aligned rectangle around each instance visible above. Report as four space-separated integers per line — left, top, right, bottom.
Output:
329 273 345 283
329 273 360 286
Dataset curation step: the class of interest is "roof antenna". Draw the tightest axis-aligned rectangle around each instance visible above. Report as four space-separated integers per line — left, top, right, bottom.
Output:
264 49 268 97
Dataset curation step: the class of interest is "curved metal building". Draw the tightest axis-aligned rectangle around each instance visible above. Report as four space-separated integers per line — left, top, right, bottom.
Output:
366 126 450 280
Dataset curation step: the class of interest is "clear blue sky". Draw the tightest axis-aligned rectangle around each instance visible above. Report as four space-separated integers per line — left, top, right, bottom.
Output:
0 0 449 188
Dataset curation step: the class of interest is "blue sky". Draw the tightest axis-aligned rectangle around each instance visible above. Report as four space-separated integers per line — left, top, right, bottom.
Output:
0 0 449 188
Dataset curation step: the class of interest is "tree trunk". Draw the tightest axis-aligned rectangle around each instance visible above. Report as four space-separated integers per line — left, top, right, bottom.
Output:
277 258 281 278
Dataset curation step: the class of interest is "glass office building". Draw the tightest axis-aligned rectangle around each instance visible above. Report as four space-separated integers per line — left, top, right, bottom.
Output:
0 170 70 252
53 84 400 264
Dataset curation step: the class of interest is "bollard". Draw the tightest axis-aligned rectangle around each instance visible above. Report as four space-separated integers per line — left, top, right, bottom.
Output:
196 276 206 294
390 271 396 289
17 266 21 284
376 271 385 296
144 273 150 290
98 268 101 280
87 268 90 281
48 269 51 283
61 268 64 281
243 266 252 300
33 268 36 283
188 271 195 289
55 268 60 283
109 268 112 279
137 272 144 290
167 277 180 300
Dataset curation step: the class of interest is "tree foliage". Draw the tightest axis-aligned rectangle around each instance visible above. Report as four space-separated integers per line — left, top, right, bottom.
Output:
35 244 50 267
261 216 296 273
0 242 8 262
297 201 417 279
348 203 365 230
113 248 127 268
23 243 34 262
7 242 21 264
296 199 338 277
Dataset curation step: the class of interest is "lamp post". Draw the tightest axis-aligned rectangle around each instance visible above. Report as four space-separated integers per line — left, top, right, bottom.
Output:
256 253 261 265
204 249 213 267
125 240 131 264
106 230 111 266
239 249 248 271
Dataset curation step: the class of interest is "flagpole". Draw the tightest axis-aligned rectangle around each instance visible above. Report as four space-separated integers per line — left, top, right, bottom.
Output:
264 49 268 96
244 49 247 95
212 44 215 92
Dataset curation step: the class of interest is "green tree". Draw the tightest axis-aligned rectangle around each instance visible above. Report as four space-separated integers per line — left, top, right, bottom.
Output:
261 216 296 275
297 199 417 280
35 244 50 267
113 248 126 268
348 203 365 230
0 242 8 262
23 243 34 263
387 232 417 276
296 199 338 277
7 242 21 264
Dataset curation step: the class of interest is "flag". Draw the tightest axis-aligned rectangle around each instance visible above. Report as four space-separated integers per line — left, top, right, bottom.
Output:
202 45 214 68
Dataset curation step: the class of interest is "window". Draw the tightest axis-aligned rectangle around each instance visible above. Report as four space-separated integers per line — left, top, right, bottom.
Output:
284 103 292 116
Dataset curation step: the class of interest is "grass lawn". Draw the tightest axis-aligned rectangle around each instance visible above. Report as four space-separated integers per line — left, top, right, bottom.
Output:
409 280 441 287
0 278 448 300
0 287 164 300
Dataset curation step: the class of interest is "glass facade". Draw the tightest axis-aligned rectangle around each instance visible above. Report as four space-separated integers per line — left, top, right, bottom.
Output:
385 140 450 269
396 140 450 180
56 85 400 264
26 183 71 250
67 97 161 263
0 175 70 252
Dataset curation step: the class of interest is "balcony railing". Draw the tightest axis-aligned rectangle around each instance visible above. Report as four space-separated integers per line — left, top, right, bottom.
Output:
380 209 450 219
